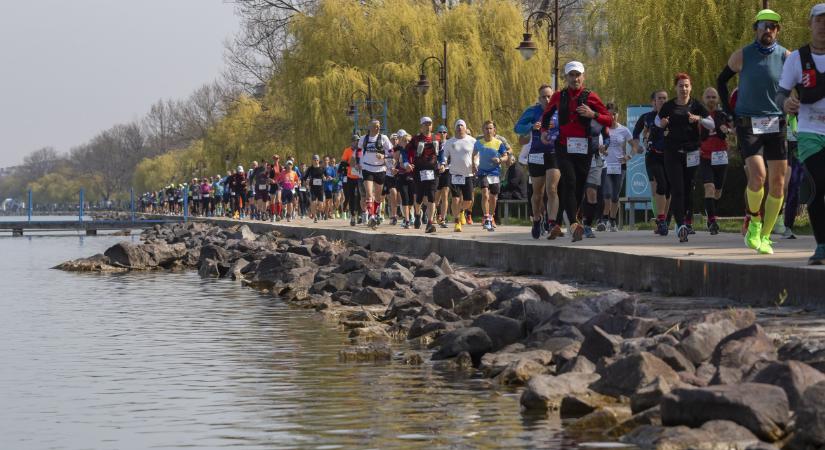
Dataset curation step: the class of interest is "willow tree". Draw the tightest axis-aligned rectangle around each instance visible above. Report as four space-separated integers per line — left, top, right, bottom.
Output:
585 0 813 112
272 0 556 160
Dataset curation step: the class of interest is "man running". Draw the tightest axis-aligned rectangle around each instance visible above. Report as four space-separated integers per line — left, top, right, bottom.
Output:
699 87 733 235
439 119 476 232
474 120 510 231
777 3 825 264
541 61 612 241
718 8 790 254
435 124 451 228
323 155 337 220
404 117 441 233
252 161 270 220
632 90 671 236
357 119 392 228
395 130 415 228
384 134 401 225
303 155 326 223
341 135 363 226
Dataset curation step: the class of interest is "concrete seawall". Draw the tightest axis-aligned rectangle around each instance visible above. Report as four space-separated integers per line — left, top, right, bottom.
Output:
199 218 824 307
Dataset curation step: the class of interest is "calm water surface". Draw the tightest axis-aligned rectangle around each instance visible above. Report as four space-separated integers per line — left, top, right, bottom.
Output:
0 233 590 450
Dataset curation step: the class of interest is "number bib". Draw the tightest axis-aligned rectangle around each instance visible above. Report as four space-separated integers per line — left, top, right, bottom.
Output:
312 178 322 186
231 192 236 196
298 187 307 192
451 174 466 185
686 150 701 168
486 175 500 185
528 152 544 164
350 167 362 178
567 137 588 155
258 184 267 190
420 170 435 181
606 163 622 175
711 150 729 166
751 116 780 135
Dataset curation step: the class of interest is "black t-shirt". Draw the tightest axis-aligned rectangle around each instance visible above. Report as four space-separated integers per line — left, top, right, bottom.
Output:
658 98 709 152
304 166 325 188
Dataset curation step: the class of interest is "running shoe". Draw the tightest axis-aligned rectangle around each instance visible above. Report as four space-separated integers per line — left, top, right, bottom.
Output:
350 215 356 226
377 215 384 225
414 214 421 229
584 226 595 238
465 211 473 225
368 216 377 229
686 224 696 235
390 216 398 226
571 223 584 242
491 218 497 229
543 218 550 233
459 212 467 226
656 220 669 236
483 218 492 232
773 221 786 235
531 220 542 239
757 237 775 255
745 219 763 250
402 219 410 229
783 228 796 239
609 220 618 232
439 219 448 229
425 223 436 233
548 224 563 240
809 244 825 265
708 220 720 235
677 225 689 243
454 222 462 232
596 219 607 232
314 217 318 224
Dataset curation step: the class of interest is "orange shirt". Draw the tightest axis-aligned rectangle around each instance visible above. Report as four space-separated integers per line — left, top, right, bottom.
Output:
278 171 299 189
341 146 359 179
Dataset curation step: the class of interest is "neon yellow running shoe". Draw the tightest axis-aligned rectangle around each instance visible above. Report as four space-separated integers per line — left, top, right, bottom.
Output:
459 212 466 226
744 219 762 251
758 237 775 255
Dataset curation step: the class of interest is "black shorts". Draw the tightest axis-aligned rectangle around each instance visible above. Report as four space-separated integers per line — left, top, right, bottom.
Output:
736 117 787 161
449 175 474 201
254 190 270 201
362 170 385 185
384 176 397 191
281 189 294 204
700 158 728 190
478 174 501 196
269 184 280 195
415 179 437 204
645 152 669 195
310 186 325 201
438 169 451 190
527 151 558 177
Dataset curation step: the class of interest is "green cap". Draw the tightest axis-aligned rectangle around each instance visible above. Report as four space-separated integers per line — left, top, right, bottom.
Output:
755 9 781 23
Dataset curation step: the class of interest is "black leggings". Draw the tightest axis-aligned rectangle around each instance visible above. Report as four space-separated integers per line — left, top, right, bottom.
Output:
344 180 361 215
558 153 592 225
397 177 414 206
664 151 698 227
803 149 825 245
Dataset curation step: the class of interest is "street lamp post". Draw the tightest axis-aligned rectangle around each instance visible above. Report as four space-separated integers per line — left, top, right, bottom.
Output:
516 2 560 89
347 78 388 134
415 41 448 128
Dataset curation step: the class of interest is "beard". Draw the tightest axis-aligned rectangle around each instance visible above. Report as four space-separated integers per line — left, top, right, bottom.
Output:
759 33 776 46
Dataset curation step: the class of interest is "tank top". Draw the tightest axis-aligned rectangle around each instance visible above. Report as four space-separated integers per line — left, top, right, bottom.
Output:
735 43 786 117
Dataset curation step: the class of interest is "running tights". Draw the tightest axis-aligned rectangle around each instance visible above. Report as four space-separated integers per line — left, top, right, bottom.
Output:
558 154 592 225
344 181 361 215
785 155 805 229
664 151 698 227
803 150 825 245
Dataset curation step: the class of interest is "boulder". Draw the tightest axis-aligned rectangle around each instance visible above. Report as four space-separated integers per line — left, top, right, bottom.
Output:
550 304 598 328
414 252 453 277
745 360 825 411
520 373 602 412
499 297 556 333
494 359 549 386
524 280 576 304
104 241 155 269
480 349 554 378
787 380 825 449
227 224 256 241
379 264 415 288
607 406 662 438
432 276 474 309
489 279 525 302
631 376 680 414
143 241 187 267
559 391 619 418
527 322 585 347
622 421 760 450
310 273 349 294
286 245 313 257
432 327 492 361
362 270 383 288
53 254 126 272
198 258 220 278
407 315 448 339
711 324 777 385
490 287 542 311
471 313 524 352
566 406 633 436
338 343 392 362
661 383 790 442
335 254 368 274
579 325 623 362
558 356 597 375
228 258 250 281
591 352 680 398
453 289 496 319
652 343 696 373
778 339 825 373
351 286 394 306
384 296 423 321
677 309 756 365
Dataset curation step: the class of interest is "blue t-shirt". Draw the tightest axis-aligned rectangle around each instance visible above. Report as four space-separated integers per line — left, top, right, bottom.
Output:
474 138 507 177
323 166 337 191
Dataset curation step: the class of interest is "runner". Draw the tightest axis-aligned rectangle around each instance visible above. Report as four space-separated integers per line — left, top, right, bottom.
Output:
699 87 733 235
341 135 363 226
357 119 392 228
439 119 476 232
278 161 300 222
474 120 510 231
717 8 790 254
540 61 613 241
200 178 212 218
657 73 714 243
516 84 563 239
303 155 326 223
269 155 282 221
252 161 270 220
782 115 803 239
435 124 451 228
599 103 633 232
582 126 609 237
395 130 415 229
384 135 401 225
213 174 224 217
228 166 247 219
777 4 825 264
631 90 671 235
404 117 441 233
323 156 336 220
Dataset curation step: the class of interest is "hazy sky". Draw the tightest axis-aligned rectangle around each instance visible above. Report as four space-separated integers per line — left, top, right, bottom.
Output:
0 0 240 167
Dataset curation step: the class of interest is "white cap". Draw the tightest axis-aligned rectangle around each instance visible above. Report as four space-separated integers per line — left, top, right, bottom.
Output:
564 61 585 75
811 3 825 17
236 165 244 172
454 119 467 128
420 116 433 125
396 129 408 137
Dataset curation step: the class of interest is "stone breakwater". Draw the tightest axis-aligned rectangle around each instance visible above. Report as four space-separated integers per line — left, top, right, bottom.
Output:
55 222 825 449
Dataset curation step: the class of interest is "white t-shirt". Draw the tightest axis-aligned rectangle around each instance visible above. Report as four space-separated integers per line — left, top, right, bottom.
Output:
606 124 633 165
779 50 825 136
442 135 476 176
358 134 392 173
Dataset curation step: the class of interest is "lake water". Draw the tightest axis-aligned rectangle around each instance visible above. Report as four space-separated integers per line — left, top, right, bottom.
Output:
0 232 588 450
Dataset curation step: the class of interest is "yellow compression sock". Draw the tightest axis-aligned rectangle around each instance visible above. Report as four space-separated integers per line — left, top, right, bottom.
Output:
746 187 765 220
761 195 784 238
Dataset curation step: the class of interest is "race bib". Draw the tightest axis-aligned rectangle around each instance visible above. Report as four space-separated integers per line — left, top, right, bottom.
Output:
751 116 780 135
686 150 700 168
350 167 362 178
528 176 532 185
420 170 435 181
342 177 347 184
258 184 267 190
528 152 545 164
567 137 588 154
231 192 236 196
606 163 622 175
299 187 307 192
711 150 729 166
486 175 500 185
312 178 322 186
451 174 466 185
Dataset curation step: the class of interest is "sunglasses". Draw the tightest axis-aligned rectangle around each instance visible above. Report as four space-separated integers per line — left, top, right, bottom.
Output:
757 21 779 30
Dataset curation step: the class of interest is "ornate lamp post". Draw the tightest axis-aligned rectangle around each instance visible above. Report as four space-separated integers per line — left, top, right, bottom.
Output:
415 41 449 127
516 2 560 89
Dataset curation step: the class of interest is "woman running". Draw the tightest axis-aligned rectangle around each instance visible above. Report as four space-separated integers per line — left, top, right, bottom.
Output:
699 87 733 235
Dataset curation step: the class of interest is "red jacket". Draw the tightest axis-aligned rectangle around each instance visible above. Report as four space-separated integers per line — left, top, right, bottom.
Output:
542 87 612 145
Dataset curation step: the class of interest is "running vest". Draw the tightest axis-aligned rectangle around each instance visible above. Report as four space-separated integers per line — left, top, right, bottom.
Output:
796 44 825 104
735 43 787 117
558 88 592 132
643 112 666 154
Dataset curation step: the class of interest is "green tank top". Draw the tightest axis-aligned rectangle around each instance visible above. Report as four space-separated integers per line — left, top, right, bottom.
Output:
735 43 786 117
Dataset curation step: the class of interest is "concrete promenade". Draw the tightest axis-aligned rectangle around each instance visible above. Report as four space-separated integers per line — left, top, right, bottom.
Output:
201 216 824 307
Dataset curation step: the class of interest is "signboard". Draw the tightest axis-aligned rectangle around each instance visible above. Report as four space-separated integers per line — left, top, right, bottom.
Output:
625 105 653 211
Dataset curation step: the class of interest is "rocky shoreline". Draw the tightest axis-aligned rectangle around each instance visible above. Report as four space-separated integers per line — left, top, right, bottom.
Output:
55 222 825 449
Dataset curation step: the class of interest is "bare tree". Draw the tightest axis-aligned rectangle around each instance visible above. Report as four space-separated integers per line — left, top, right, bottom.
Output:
70 122 149 201
20 147 62 181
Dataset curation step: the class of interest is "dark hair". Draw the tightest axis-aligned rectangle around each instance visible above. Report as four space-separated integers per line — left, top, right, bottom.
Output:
650 90 667 100
674 73 692 86
538 84 553 93
483 120 496 129
606 102 618 112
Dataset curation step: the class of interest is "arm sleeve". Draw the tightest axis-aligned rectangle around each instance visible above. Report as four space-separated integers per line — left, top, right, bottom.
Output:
632 114 646 140
717 65 737 115
514 106 538 135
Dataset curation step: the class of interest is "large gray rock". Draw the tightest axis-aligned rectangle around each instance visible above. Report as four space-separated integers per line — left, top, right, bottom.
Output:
579 325 622 362
520 373 601 412
379 263 415 288
351 286 394 306
494 358 550 386
227 224 256 241
198 258 220 278
471 313 524 352
480 349 554 378
630 376 681 414
661 383 790 442
677 309 756 365
652 343 696 373
53 254 126 272
524 280 576 304
787 381 825 449
778 339 825 373
432 327 492 361
711 324 777 385
745 360 825 411
591 352 680 398
499 296 556 333
414 253 453 278
433 276 474 309
622 421 760 450
143 241 188 267
104 241 156 269
453 289 496 319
